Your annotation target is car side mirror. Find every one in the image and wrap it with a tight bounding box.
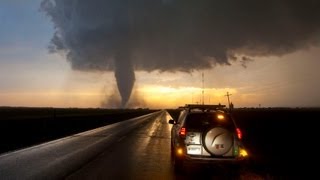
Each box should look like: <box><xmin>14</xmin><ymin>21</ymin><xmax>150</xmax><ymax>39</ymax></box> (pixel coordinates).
<box><xmin>168</xmin><ymin>119</ymin><xmax>175</xmax><ymax>124</ymax></box>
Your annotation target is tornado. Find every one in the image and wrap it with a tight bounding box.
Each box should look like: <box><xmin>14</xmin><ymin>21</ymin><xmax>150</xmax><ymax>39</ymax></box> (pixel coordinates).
<box><xmin>114</xmin><ymin>52</ymin><xmax>135</xmax><ymax>108</ymax></box>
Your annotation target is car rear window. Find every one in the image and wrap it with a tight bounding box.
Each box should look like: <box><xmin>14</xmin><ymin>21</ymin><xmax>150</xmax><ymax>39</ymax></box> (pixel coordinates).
<box><xmin>185</xmin><ymin>112</ymin><xmax>234</xmax><ymax>131</ymax></box>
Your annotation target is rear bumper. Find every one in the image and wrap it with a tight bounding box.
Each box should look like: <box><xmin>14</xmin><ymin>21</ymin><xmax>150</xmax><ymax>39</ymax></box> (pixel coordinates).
<box><xmin>182</xmin><ymin>154</ymin><xmax>246</xmax><ymax>166</ymax></box>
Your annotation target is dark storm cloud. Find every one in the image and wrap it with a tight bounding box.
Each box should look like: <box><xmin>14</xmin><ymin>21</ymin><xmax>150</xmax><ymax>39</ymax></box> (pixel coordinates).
<box><xmin>40</xmin><ymin>0</ymin><xmax>320</xmax><ymax>107</ymax></box>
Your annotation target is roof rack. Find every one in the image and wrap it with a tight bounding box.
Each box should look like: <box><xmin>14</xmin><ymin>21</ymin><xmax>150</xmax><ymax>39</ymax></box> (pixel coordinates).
<box><xmin>179</xmin><ymin>104</ymin><xmax>226</xmax><ymax>111</ymax></box>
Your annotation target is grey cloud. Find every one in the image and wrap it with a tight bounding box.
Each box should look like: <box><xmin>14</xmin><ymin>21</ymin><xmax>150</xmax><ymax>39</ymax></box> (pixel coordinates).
<box><xmin>40</xmin><ymin>0</ymin><xmax>320</xmax><ymax>107</ymax></box>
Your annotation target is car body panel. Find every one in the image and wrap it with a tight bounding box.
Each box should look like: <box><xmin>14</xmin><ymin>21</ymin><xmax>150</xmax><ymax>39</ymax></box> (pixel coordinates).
<box><xmin>169</xmin><ymin>104</ymin><xmax>248</xmax><ymax>171</ymax></box>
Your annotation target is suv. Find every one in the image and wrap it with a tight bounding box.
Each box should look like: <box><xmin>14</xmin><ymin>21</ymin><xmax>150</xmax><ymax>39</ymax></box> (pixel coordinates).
<box><xmin>168</xmin><ymin>104</ymin><xmax>248</xmax><ymax>172</ymax></box>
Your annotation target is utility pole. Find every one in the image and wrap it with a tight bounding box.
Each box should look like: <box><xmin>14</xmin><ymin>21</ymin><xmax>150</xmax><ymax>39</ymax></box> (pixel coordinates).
<box><xmin>192</xmin><ymin>92</ymin><xmax>194</xmax><ymax>104</ymax></box>
<box><xmin>225</xmin><ymin>92</ymin><xmax>232</xmax><ymax>109</ymax></box>
<box><xmin>202</xmin><ymin>72</ymin><xmax>204</xmax><ymax>105</ymax></box>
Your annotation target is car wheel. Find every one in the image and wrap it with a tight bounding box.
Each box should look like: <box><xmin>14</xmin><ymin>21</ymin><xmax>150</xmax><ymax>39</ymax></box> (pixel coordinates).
<box><xmin>173</xmin><ymin>155</ymin><xmax>184</xmax><ymax>173</ymax></box>
<box><xmin>228</xmin><ymin>164</ymin><xmax>241</xmax><ymax>178</ymax></box>
<box><xmin>171</xmin><ymin>145</ymin><xmax>184</xmax><ymax>172</ymax></box>
<box><xmin>170</xmin><ymin>143</ymin><xmax>174</xmax><ymax>161</ymax></box>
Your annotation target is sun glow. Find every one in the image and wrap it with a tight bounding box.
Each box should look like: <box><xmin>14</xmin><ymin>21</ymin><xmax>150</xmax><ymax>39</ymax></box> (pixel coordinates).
<box><xmin>138</xmin><ymin>85</ymin><xmax>238</xmax><ymax>109</ymax></box>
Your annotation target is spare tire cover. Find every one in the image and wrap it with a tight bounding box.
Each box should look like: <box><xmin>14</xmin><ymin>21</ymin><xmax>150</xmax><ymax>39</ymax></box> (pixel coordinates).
<box><xmin>203</xmin><ymin>127</ymin><xmax>233</xmax><ymax>156</ymax></box>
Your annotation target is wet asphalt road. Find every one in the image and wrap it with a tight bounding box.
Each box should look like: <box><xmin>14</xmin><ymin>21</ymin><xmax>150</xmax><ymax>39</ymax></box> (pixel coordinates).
<box><xmin>66</xmin><ymin>110</ymin><xmax>174</xmax><ymax>179</ymax></box>
<box><xmin>66</xmin><ymin>111</ymin><xmax>262</xmax><ymax>180</ymax></box>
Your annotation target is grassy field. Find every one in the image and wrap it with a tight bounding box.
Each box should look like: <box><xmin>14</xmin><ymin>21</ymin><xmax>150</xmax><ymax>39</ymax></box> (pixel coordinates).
<box><xmin>231</xmin><ymin>108</ymin><xmax>320</xmax><ymax>177</ymax></box>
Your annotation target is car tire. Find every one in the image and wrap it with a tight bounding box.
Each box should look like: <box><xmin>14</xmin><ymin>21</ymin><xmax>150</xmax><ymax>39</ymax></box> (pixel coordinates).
<box><xmin>173</xmin><ymin>156</ymin><xmax>184</xmax><ymax>173</ymax></box>
<box><xmin>228</xmin><ymin>164</ymin><xmax>241</xmax><ymax>178</ymax></box>
<box><xmin>170</xmin><ymin>142</ymin><xmax>175</xmax><ymax>161</ymax></box>
<box><xmin>171</xmin><ymin>145</ymin><xmax>184</xmax><ymax>173</ymax></box>
<box><xmin>202</xmin><ymin>127</ymin><xmax>233</xmax><ymax>156</ymax></box>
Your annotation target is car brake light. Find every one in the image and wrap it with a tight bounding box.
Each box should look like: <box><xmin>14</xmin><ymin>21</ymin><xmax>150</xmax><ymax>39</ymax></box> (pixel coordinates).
<box><xmin>236</xmin><ymin>128</ymin><xmax>242</xmax><ymax>139</ymax></box>
<box><xmin>179</xmin><ymin>127</ymin><xmax>186</xmax><ymax>138</ymax></box>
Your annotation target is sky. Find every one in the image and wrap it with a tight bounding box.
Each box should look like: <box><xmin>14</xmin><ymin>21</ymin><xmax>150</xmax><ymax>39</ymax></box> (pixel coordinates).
<box><xmin>1</xmin><ymin>0</ymin><xmax>320</xmax><ymax>109</ymax></box>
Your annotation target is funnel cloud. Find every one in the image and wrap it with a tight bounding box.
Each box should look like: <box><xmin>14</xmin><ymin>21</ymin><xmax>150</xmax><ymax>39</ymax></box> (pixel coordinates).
<box><xmin>40</xmin><ymin>0</ymin><xmax>320</xmax><ymax>107</ymax></box>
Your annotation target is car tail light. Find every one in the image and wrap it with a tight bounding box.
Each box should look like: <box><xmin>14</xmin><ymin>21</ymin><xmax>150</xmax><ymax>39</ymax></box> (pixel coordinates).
<box><xmin>236</xmin><ymin>128</ymin><xmax>242</xmax><ymax>139</ymax></box>
<box><xmin>179</xmin><ymin>127</ymin><xmax>186</xmax><ymax>138</ymax></box>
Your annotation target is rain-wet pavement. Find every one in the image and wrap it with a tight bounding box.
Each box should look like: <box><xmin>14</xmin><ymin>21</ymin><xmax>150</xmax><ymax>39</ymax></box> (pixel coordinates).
<box><xmin>66</xmin><ymin>111</ymin><xmax>263</xmax><ymax>180</ymax></box>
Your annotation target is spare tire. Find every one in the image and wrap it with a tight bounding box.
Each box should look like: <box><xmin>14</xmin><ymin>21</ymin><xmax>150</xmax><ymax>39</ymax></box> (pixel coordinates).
<box><xmin>203</xmin><ymin>127</ymin><xmax>233</xmax><ymax>156</ymax></box>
